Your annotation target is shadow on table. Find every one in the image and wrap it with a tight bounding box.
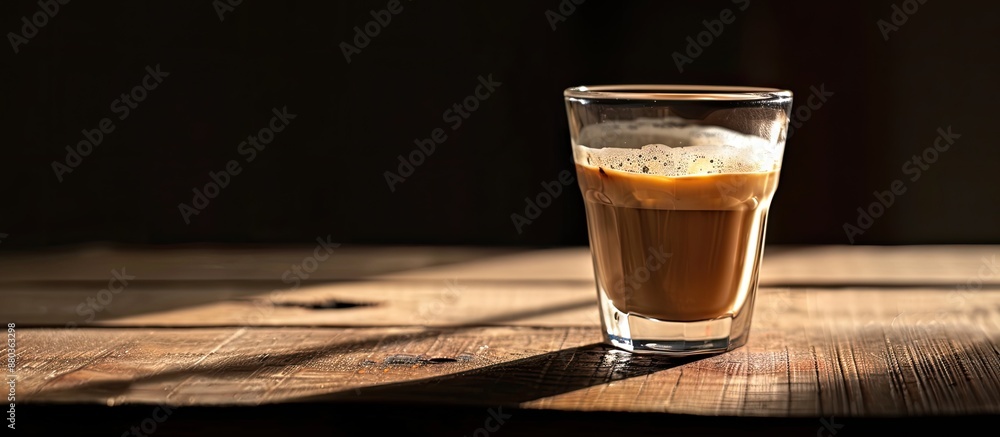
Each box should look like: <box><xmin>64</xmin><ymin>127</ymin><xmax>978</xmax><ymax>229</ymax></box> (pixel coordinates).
<box><xmin>0</xmin><ymin>246</ymin><xmax>528</xmax><ymax>325</ymax></box>
<box><xmin>30</xmin><ymin>290</ymin><xmax>609</xmax><ymax>401</ymax></box>
<box><xmin>33</xmin><ymin>338</ymin><xmax>690</xmax><ymax>406</ymax></box>
<box><xmin>295</xmin><ymin>343</ymin><xmax>695</xmax><ymax>406</ymax></box>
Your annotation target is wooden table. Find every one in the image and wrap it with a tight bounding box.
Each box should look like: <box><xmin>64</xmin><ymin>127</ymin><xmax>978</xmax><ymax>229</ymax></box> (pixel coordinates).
<box><xmin>4</xmin><ymin>245</ymin><xmax>1000</xmax><ymax>435</ymax></box>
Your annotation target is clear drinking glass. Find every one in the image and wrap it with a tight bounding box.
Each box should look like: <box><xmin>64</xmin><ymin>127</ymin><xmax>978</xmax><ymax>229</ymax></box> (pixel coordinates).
<box><xmin>564</xmin><ymin>85</ymin><xmax>793</xmax><ymax>355</ymax></box>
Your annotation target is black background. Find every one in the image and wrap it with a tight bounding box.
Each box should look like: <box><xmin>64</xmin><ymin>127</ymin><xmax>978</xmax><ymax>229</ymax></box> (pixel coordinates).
<box><xmin>1</xmin><ymin>0</ymin><xmax>998</xmax><ymax>249</ymax></box>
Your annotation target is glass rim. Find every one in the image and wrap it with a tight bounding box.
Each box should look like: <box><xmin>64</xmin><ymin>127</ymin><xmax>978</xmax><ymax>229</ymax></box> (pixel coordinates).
<box><xmin>564</xmin><ymin>84</ymin><xmax>792</xmax><ymax>101</ymax></box>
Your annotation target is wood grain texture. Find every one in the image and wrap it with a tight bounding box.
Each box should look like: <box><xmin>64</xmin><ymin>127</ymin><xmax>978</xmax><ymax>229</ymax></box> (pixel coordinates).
<box><xmin>4</xmin><ymin>283</ymin><xmax>998</xmax><ymax>330</ymax></box>
<box><xmin>4</xmin><ymin>244</ymin><xmax>998</xmax><ymax>328</ymax></box>
<box><xmin>1</xmin><ymin>244</ymin><xmax>996</xmax><ymax>284</ymax></box>
<box><xmin>0</xmin><ymin>279</ymin><xmax>600</xmax><ymax>327</ymax></box>
<box><xmin>14</xmin><ymin>288</ymin><xmax>1000</xmax><ymax>416</ymax></box>
<box><xmin>0</xmin><ymin>245</ymin><xmax>517</xmax><ymax>282</ymax></box>
<box><xmin>6</xmin><ymin>245</ymin><xmax>1000</xmax><ymax>422</ymax></box>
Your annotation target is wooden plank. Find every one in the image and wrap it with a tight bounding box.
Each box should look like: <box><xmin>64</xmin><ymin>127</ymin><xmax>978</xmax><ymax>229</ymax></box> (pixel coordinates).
<box><xmin>14</xmin><ymin>289</ymin><xmax>1000</xmax><ymax>416</ymax></box>
<box><xmin>0</xmin><ymin>245</ymin><xmax>516</xmax><ymax>281</ymax></box>
<box><xmin>4</xmin><ymin>275</ymin><xmax>999</xmax><ymax>328</ymax></box>
<box><xmin>0</xmin><ymin>245</ymin><xmax>997</xmax><ymax>285</ymax></box>
<box><xmin>0</xmin><ymin>279</ymin><xmax>601</xmax><ymax>327</ymax></box>
<box><xmin>761</xmin><ymin>245</ymin><xmax>1000</xmax><ymax>287</ymax></box>
<box><xmin>5</xmin><ymin>278</ymin><xmax>1000</xmax><ymax>328</ymax></box>
<box><xmin>377</xmin><ymin>245</ymin><xmax>1000</xmax><ymax>286</ymax></box>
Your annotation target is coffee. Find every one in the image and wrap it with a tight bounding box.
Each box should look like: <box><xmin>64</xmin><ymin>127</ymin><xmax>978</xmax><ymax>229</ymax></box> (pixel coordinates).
<box><xmin>576</xmin><ymin>163</ymin><xmax>778</xmax><ymax>321</ymax></box>
<box><xmin>564</xmin><ymin>87</ymin><xmax>792</xmax><ymax>354</ymax></box>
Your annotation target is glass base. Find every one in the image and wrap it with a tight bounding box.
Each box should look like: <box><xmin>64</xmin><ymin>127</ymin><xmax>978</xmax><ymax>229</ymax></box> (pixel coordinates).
<box><xmin>598</xmin><ymin>290</ymin><xmax>748</xmax><ymax>356</ymax></box>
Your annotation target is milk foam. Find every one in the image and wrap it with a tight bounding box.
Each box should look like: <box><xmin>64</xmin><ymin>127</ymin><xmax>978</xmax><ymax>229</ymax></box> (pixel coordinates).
<box><xmin>575</xmin><ymin>117</ymin><xmax>781</xmax><ymax>177</ymax></box>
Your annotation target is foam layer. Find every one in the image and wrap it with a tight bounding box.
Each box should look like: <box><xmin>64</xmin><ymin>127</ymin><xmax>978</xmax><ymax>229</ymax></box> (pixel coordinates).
<box><xmin>575</xmin><ymin>117</ymin><xmax>780</xmax><ymax>177</ymax></box>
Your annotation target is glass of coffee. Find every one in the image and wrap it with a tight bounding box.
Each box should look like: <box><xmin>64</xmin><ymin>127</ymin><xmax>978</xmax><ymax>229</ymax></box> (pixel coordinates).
<box><xmin>564</xmin><ymin>85</ymin><xmax>793</xmax><ymax>355</ymax></box>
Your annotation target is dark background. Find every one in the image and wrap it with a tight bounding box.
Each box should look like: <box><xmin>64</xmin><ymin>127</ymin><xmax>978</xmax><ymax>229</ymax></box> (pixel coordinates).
<box><xmin>1</xmin><ymin>0</ymin><xmax>997</xmax><ymax>249</ymax></box>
